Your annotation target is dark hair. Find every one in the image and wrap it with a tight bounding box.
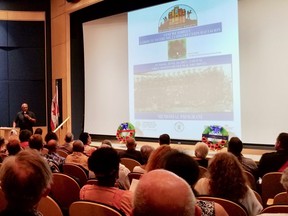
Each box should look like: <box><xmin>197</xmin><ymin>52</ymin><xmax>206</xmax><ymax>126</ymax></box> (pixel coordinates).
<box><xmin>277</xmin><ymin>133</ymin><xmax>288</xmax><ymax>150</ymax></box>
<box><xmin>79</xmin><ymin>132</ymin><xmax>90</xmax><ymax>145</ymax></box>
<box><xmin>65</xmin><ymin>132</ymin><xmax>74</xmax><ymax>143</ymax></box>
<box><xmin>6</xmin><ymin>139</ymin><xmax>21</xmax><ymax>155</ymax></box>
<box><xmin>29</xmin><ymin>134</ymin><xmax>43</xmax><ymax>151</ymax></box>
<box><xmin>19</xmin><ymin>129</ymin><xmax>32</xmax><ymax>142</ymax></box>
<box><xmin>44</xmin><ymin>132</ymin><xmax>58</xmax><ymax>143</ymax></box>
<box><xmin>88</xmin><ymin>147</ymin><xmax>120</xmax><ymax>186</ymax></box>
<box><xmin>162</xmin><ymin>151</ymin><xmax>199</xmax><ymax>187</ymax></box>
<box><xmin>34</xmin><ymin>128</ymin><xmax>43</xmax><ymax>135</ymax></box>
<box><xmin>228</xmin><ymin>137</ymin><xmax>243</xmax><ymax>156</ymax></box>
<box><xmin>159</xmin><ymin>134</ymin><xmax>170</xmax><ymax>145</ymax></box>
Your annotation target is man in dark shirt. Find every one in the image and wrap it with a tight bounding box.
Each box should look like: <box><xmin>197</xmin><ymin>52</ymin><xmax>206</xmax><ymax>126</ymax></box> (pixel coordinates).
<box><xmin>258</xmin><ymin>132</ymin><xmax>288</xmax><ymax>177</ymax></box>
<box><xmin>13</xmin><ymin>103</ymin><xmax>36</xmax><ymax>134</ymax></box>
<box><xmin>119</xmin><ymin>137</ymin><xmax>143</xmax><ymax>164</ymax></box>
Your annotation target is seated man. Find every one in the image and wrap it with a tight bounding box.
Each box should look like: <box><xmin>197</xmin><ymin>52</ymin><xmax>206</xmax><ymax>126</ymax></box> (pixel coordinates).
<box><xmin>19</xmin><ymin>129</ymin><xmax>32</xmax><ymax>149</ymax></box>
<box><xmin>228</xmin><ymin>137</ymin><xmax>258</xmax><ymax>178</ymax></box>
<box><xmin>119</xmin><ymin>137</ymin><xmax>143</xmax><ymax>164</ymax></box>
<box><xmin>6</xmin><ymin>137</ymin><xmax>21</xmax><ymax>156</ymax></box>
<box><xmin>159</xmin><ymin>133</ymin><xmax>171</xmax><ymax>145</ymax></box>
<box><xmin>194</xmin><ymin>142</ymin><xmax>209</xmax><ymax>168</ymax></box>
<box><xmin>80</xmin><ymin>147</ymin><xmax>133</xmax><ymax>216</ymax></box>
<box><xmin>65</xmin><ymin>140</ymin><xmax>89</xmax><ymax>171</ymax></box>
<box><xmin>45</xmin><ymin>139</ymin><xmax>65</xmax><ymax>170</ymax></box>
<box><xmin>258</xmin><ymin>132</ymin><xmax>288</xmax><ymax>177</ymax></box>
<box><xmin>133</xmin><ymin>169</ymin><xmax>201</xmax><ymax>216</ymax></box>
<box><xmin>29</xmin><ymin>134</ymin><xmax>59</xmax><ymax>173</ymax></box>
<box><xmin>0</xmin><ymin>149</ymin><xmax>53</xmax><ymax>216</ymax></box>
<box><xmin>59</xmin><ymin>132</ymin><xmax>74</xmax><ymax>154</ymax></box>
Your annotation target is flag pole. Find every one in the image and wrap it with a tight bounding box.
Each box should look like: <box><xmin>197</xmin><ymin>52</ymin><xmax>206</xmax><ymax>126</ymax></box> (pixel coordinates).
<box><xmin>53</xmin><ymin>116</ymin><xmax>70</xmax><ymax>133</ymax></box>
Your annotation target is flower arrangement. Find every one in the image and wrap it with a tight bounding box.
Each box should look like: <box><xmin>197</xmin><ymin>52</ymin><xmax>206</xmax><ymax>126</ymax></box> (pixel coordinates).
<box><xmin>202</xmin><ymin>125</ymin><xmax>229</xmax><ymax>151</ymax></box>
<box><xmin>116</xmin><ymin>122</ymin><xmax>136</xmax><ymax>143</ymax></box>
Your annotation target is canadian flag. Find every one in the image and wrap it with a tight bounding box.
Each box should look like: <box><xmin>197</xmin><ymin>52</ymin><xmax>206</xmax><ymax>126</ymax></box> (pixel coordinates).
<box><xmin>50</xmin><ymin>85</ymin><xmax>59</xmax><ymax>131</ymax></box>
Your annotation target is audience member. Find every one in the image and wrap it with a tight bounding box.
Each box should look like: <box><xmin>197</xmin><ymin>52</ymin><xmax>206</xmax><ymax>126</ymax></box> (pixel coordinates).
<box><xmin>195</xmin><ymin>152</ymin><xmax>263</xmax><ymax>215</ymax></box>
<box><xmin>65</xmin><ymin>140</ymin><xmax>89</xmax><ymax>171</ymax></box>
<box><xmin>95</xmin><ymin>143</ymin><xmax>131</xmax><ymax>190</ymax></box>
<box><xmin>0</xmin><ymin>149</ymin><xmax>52</xmax><ymax>215</ymax></box>
<box><xmin>6</xmin><ymin>138</ymin><xmax>21</xmax><ymax>156</ymax></box>
<box><xmin>0</xmin><ymin>136</ymin><xmax>7</xmax><ymax>162</ymax></box>
<box><xmin>45</xmin><ymin>139</ymin><xmax>65</xmax><ymax>170</ymax></box>
<box><xmin>59</xmin><ymin>132</ymin><xmax>74</xmax><ymax>154</ymax></box>
<box><xmin>101</xmin><ymin>139</ymin><xmax>112</xmax><ymax>148</ymax></box>
<box><xmin>29</xmin><ymin>134</ymin><xmax>59</xmax><ymax>172</ymax></box>
<box><xmin>258</xmin><ymin>132</ymin><xmax>288</xmax><ymax>177</ymax></box>
<box><xmin>19</xmin><ymin>129</ymin><xmax>32</xmax><ymax>149</ymax></box>
<box><xmin>133</xmin><ymin>145</ymin><xmax>154</xmax><ymax>173</ymax></box>
<box><xmin>44</xmin><ymin>131</ymin><xmax>59</xmax><ymax>144</ymax></box>
<box><xmin>119</xmin><ymin>137</ymin><xmax>143</xmax><ymax>164</ymax></box>
<box><xmin>34</xmin><ymin>128</ymin><xmax>43</xmax><ymax>135</ymax></box>
<box><xmin>161</xmin><ymin>151</ymin><xmax>228</xmax><ymax>216</ymax></box>
<box><xmin>159</xmin><ymin>133</ymin><xmax>171</xmax><ymax>145</ymax></box>
<box><xmin>281</xmin><ymin>168</ymin><xmax>288</xmax><ymax>192</ymax></box>
<box><xmin>228</xmin><ymin>137</ymin><xmax>258</xmax><ymax>178</ymax></box>
<box><xmin>28</xmin><ymin>134</ymin><xmax>44</xmax><ymax>151</ymax></box>
<box><xmin>79</xmin><ymin>132</ymin><xmax>96</xmax><ymax>156</ymax></box>
<box><xmin>145</xmin><ymin>145</ymin><xmax>176</xmax><ymax>172</ymax></box>
<box><xmin>80</xmin><ymin>147</ymin><xmax>133</xmax><ymax>216</ymax></box>
<box><xmin>133</xmin><ymin>169</ymin><xmax>200</xmax><ymax>216</ymax></box>
<box><xmin>194</xmin><ymin>142</ymin><xmax>209</xmax><ymax>168</ymax></box>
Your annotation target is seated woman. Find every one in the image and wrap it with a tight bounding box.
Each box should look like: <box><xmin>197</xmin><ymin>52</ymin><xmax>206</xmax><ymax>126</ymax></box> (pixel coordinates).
<box><xmin>194</xmin><ymin>142</ymin><xmax>209</xmax><ymax>168</ymax></box>
<box><xmin>80</xmin><ymin>147</ymin><xmax>133</xmax><ymax>216</ymax></box>
<box><xmin>161</xmin><ymin>150</ymin><xmax>228</xmax><ymax>216</ymax></box>
<box><xmin>195</xmin><ymin>152</ymin><xmax>263</xmax><ymax>216</ymax></box>
<box><xmin>133</xmin><ymin>145</ymin><xmax>155</xmax><ymax>173</ymax></box>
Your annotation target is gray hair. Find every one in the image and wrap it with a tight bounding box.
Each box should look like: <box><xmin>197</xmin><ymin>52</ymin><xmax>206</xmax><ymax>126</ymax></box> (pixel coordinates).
<box><xmin>281</xmin><ymin>168</ymin><xmax>288</xmax><ymax>191</ymax></box>
<box><xmin>0</xmin><ymin>149</ymin><xmax>52</xmax><ymax>209</ymax></box>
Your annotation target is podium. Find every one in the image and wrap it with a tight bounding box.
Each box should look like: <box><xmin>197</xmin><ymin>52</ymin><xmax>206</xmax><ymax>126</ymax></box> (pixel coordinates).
<box><xmin>0</xmin><ymin>127</ymin><xmax>18</xmax><ymax>140</ymax></box>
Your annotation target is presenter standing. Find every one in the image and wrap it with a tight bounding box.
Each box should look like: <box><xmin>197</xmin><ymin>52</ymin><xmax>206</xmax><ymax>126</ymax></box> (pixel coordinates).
<box><xmin>13</xmin><ymin>103</ymin><xmax>36</xmax><ymax>133</ymax></box>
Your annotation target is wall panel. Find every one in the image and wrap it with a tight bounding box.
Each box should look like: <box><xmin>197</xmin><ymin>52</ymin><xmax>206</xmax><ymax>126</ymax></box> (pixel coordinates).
<box><xmin>0</xmin><ymin>82</ymin><xmax>9</xmax><ymax>126</ymax></box>
<box><xmin>8</xmin><ymin>21</ymin><xmax>44</xmax><ymax>47</ymax></box>
<box><xmin>0</xmin><ymin>21</ymin><xmax>7</xmax><ymax>46</ymax></box>
<box><xmin>8</xmin><ymin>48</ymin><xmax>45</xmax><ymax>80</ymax></box>
<box><xmin>0</xmin><ymin>50</ymin><xmax>7</xmax><ymax>80</ymax></box>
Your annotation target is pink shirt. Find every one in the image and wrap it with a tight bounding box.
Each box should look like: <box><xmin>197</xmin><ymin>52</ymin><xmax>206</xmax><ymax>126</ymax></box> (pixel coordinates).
<box><xmin>80</xmin><ymin>184</ymin><xmax>133</xmax><ymax>216</ymax></box>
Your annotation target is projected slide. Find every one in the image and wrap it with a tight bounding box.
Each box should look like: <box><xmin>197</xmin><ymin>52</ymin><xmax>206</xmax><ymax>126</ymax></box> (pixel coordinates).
<box><xmin>128</xmin><ymin>0</ymin><xmax>240</xmax><ymax>139</ymax></box>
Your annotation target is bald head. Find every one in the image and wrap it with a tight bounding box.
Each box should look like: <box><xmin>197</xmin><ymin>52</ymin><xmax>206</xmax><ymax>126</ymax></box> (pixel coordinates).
<box><xmin>133</xmin><ymin>169</ymin><xmax>196</xmax><ymax>216</ymax></box>
<box><xmin>46</xmin><ymin>139</ymin><xmax>58</xmax><ymax>153</ymax></box>
<box><xmin>73</xmin><ymin>140</ymin><xmax>84</xmax><ymax>152</ymax></box>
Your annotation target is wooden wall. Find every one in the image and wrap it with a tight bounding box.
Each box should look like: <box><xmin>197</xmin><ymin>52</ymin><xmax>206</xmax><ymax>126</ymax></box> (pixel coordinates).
<box><xmin>50</xmin><ymin>0</ymin><xmax>102</xmax><ymax>141</ymax></box>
